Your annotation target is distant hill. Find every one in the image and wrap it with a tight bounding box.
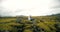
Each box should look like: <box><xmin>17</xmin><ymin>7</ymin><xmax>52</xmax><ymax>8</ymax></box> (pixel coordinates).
<box><xmin>51</xmin><ymin>13</ymin><xmax>60</xmax><ymax>21</ymax></box>
<box><xmin>51</xmin><ymin>13</ymin><xmax>60</xmax><ymax>16</ymax></box>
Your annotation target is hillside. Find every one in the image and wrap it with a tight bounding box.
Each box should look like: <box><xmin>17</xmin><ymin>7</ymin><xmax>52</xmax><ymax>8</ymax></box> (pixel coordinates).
<box><xmin>0</xmin><ymin>14</ymin><xmax>60</xmax><ymax>32</ymax></box>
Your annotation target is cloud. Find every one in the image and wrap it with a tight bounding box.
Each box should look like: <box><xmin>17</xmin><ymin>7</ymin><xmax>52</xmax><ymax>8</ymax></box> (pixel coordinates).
<box><xmin>15</xmin><ymin>9</ymin><xmax>25</xmax><ymax>13</ymax></box>
<box><xmin>0</xmin><ymin>7</ymin><xmax>12</xmax><ymax>16</ymax></box>
<box><xmin>0</xmin><ymin>0</ymin><xmax>60</xmax><ymax>16</ymax></box>
<box><xmin>51</xmin><ymin>0</ymin><xmax>60</xmax><ymax>8</ymax></box>
<box><xmin>49</xmin><ymin>0</ymin><xmax>60</xmax><ymax>14</ymax></box>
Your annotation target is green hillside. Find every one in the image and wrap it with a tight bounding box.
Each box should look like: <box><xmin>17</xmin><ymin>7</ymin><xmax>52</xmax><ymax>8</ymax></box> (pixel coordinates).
<box><xmin>0</xmin><ymin>14</ymin><xmax>60</xmax><ymax>32</ymax></box>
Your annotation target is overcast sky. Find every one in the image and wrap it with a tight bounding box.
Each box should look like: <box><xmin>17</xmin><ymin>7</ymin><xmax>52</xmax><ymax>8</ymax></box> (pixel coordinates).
<box><xmin>0</xmin><ymin>0</ymin><xmax>60</xmax><ymax>16</ymax></box>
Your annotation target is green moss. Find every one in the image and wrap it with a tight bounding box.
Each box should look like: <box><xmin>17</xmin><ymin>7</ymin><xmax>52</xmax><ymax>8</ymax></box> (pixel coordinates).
<box><xmin>0</xmin><ymin>16</ymin><xmax>60</xmax><ymax>32</ymax></box>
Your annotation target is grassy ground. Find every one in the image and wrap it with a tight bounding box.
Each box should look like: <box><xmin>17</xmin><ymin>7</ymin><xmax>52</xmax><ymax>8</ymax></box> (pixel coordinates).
<box><xmin>0</xmin><ymin>16</ymin><xmax>60</xmax><ymax>32</ymax></box>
